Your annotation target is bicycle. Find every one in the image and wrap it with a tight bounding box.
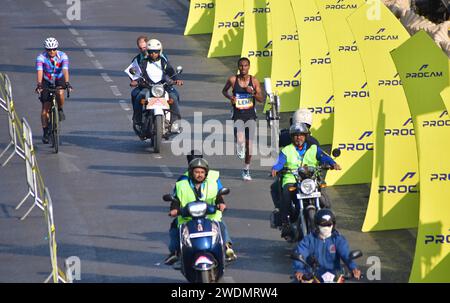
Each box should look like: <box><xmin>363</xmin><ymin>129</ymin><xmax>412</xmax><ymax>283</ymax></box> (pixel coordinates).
<box><xmin>42</xmin><ymin>85</ymin><xmax>69</xmax><ymax>153</ymax></box>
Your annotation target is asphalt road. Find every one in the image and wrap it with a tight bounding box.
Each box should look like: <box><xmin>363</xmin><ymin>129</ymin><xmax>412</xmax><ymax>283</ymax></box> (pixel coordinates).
<box><xmin>0</xmin><ymin>0</ymin><xmax>416</xmax><ymax>282</ymax></box>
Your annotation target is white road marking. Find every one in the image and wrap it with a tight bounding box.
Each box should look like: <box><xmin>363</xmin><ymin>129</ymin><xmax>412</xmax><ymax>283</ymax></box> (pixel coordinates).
<box><xmin>52</xmin><ymin>8</ymin><xmax>62</xmax><ymax>16</ymax></box>
<box><xmin>68</xmin><ymin>28</ymin><xmax>79</xmax><ymax>36</ymax></box>
<box><xmin>91</xmin><ymin>59</ymin><xmax>104</xmax><ymax>69</ymax></box>
<box><xmin>119</xmin><ymin>100</ymin><xmax>131</xmax><ymax>111</ymax></box>
<box><xmin>43</xmin><ymin>1</ymin><xmax>53</xmax><ymax>8</ymax></box>
<box><xmin>83</xmin><ymin>49</ymin><xmax>95</xmax><ymax>58</ymax></box>
<box><xmin>76</xmin><ymin>37</ymin><xmax>87</xmax><ymax>47</ymax></box>
<box><xmin>159</xmin><ymin>165</ymin><xmax>174</xmax><ymax>177</ymax></box>
<box><xmin>110</xmin><ymin>86</ymin><xmax>122</xmax><ymax>96</ymax></box>
<box><xmin>61</xmin><ymin>18</ymin><xmax>71</xmax><ymax>26</ymax></box>
<box><xmin>100</xmin><ymin>73</ymin><xmax>113</xmax><ymax>82</ymax></box>
<box><xmin>58</xmin><ymin>152</ymin><xmax>81</xmax><ymax>173</ymax></box>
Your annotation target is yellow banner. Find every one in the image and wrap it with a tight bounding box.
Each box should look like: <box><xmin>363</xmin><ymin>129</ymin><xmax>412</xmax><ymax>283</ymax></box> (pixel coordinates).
<box><xmin>207</xmin><ymin>0</ymin><xmax>244</xmax><ymax>58</ymax></box>
<box><xmin>264</xmin><ymin>0</ymin><xmax>300</xmax><ymax>113</ymax></box>
<box><xmin>347</xmin><ymin>2</ymin><xmax>419</xmax><ymax>232</ymax></box>
<box><xmin>441</xmin><ymin>86</ymin><xmax>450</xmax><ymax>113</ymax></box>
<box><xmin>241</xmin><ymin>0</ymin><xmax>272</xmax><ymax>81</ymax></box>
<box><xmin>392</xmin><ymin>30</ymin><xmax>450</xmax><ymax>283</ymax></box>
<box><xmin>184</xmin><ymin>0</ymin><xmax>215</xmax><ymax>35</ymax></box>
<box><xmin>291</xmin><ymin>0</ymin><xmax>334</xmax><ymax>144</ymax></box>
<box><xmin>316</xmin><ymin>0</ymin><xmax>373</xmax><ymax>186</ymax></box>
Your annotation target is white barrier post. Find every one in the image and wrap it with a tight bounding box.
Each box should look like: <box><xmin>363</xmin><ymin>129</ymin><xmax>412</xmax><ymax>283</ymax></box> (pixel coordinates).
<box><xmin>43</xmin><ymin>187</ymin><xmax>67</xmax><ymax>283</ymax></box>
<box><xmin>15</xmin><ymin>118</ymin><xmax>44</xmax><ymax>220</ymax></box>
<box><xmin>0</xmin><ymin>76</ymin><xmax>25</xmax><ymax>166</ymax></box>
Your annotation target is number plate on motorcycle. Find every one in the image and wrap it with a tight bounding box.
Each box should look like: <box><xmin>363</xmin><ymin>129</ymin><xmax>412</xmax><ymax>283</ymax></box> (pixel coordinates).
<box><xmin>297</xmin><ymin>192</ymin><xmax>321</xmax><ymax>199</ymax></box>
<box><xmin>147</xmin><ymin>97</ymin><xmax>169</xmax><ymax>110</ymax></box>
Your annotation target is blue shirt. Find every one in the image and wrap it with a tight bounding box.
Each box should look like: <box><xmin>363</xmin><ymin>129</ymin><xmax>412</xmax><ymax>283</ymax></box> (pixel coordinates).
<box><xmin>293</xmin><ymin>231</ymin><xmax>358</xmax><ymax>277</ymax></box>
<box><xmin>272</xmin><ymin>142</ymin><xmax>336</xmax><ymax>171</ymax></box>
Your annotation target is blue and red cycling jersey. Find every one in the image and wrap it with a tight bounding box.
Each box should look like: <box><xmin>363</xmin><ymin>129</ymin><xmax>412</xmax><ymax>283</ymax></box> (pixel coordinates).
<box><xmin>36</xmin><ymin>51</ymin><xmax>69</xmax><ymax>83</ymax></box>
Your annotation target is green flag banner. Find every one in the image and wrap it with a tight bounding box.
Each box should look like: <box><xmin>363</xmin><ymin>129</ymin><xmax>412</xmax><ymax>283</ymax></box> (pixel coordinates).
<box><xmin>316</xmin><ymin>0</ymin><xmax>373</xmax><ymax>186</ymax></box>
<box><xmin>184</xmin><ymin>0</ymin><xmax>215</xmax><ymax>35</ymax></box>
<box><xmin>291</xmin><ymin>0</ymin><xmax>334</xmax><ymax>144</ymax></box>
<box><xmin>348</xmin><ymin>2</ymin><xmax>419</xmax><ymax>232</ymax></box>
<box><xmin>392</xmin><ymin>30</ymin><xmax>450</xmax><ymax>283</ymax></box>
<box><xmin>207</xmin><ymin>0</ymin><xmax>244</xmax><ymax>58</ymax></box>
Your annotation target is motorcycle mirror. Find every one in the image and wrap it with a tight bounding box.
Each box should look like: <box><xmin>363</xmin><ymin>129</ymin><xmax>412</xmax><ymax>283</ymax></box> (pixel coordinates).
<box><xmin>162</xmin><ymin>194</ymin><xmax>174</xmax><ymax>202</ymax></box>
<box><xmin>129</xmin><ymin>67</ymin><xmax>137</xmax><ymax>75</ymax></box>
<box><xmin>332</xmin><ymin>148</ymin><xmax>341</xmax><ymax>158</ymax></box>
<box><xmin>217</xmin><ymin>187</ymin><xmax>230</xmax><ymax>196</ymax></box>
<box><xmin>176</xmin><ymin>66</ymin><xmax>183</xmax><ymax>74</ymax></box>
<box><xmin>349</xmin><ymin>250</ymin><xmax>363</xmax><ymax>260</ymax></box>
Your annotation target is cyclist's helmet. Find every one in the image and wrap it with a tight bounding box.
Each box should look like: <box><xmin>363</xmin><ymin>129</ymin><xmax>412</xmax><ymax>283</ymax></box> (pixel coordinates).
<box><xmin>44</xmin><ymin>37</ymin><xmax>59</xmax><ymax>49</ymax></box>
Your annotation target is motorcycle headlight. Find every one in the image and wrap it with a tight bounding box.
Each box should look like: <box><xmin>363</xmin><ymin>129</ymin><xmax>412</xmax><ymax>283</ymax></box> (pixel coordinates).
<box><xmin>300</xmin><ymin>179</ymin><xmax>316</xmax><ymax>195</ymax></box>
<box><xmin>211</xmin><ymin>222</ymin><xmax>220</xmax><ymax>244</ymax></box>
<box><xmin>188</xmin><ymin>202</ymin><xmax>207</xmax><ymax>218</ymax></box>
<box><xmin>151</xmin><ymin>84</ymin><xmax>165</xmax><ymax>98</ymax></box>
<box><xmin>182</xmin><ymin>225</ymin><xmax>192</xmax><ymax>247</ymax></box>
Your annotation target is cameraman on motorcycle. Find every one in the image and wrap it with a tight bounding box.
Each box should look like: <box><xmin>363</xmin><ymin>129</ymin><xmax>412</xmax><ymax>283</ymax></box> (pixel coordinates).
<box><xmin>165</xmin><ymin>157</ymin><xmax>237</xmax><ymax>265</ymax></box>
<box><xmin>134</xmin><ymin>39</ymin><xmax>183</xmax><ymax>135</ymax></box>
<box><xmin>271</xmin><ymin>123</ymin><xmax>341</xmax><ymax>238</ymax></box>
<box><xmin>293</xmin><ymin>209</ymin><xmax>362</xmax><ymax>282</ymax></box>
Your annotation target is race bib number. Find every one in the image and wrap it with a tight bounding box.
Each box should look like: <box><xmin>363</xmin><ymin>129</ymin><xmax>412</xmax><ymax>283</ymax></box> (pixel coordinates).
<box><xmin>235</xmin><ymin>93</ymin><xmax>254</xmax><ymax>110</ymax></box>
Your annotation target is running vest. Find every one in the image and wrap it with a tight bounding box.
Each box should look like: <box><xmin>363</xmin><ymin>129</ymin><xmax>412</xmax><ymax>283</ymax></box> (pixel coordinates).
<box><xmin>232</xmin><ymin>75</ymin><xmax>257</xmax><ymax>121</ymax></box>
<box><xmin>281</xmin><ymin>143</ymin><xmax>319</xmax><ymax>186</ymax></box>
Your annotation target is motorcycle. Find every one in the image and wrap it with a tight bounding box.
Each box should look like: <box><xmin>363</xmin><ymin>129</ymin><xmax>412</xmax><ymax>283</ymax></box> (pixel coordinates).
<box><xmin>271</xmin><ymin>149</ymin><xmax>341</xmax><ymax>242</ymax></box>
<box><xmin>162</xmin><ymin>188</ymin><xmax>230</xmax><ymax>283</ymax></box>
<box><xmin>290</xmin><ymin>250</ymin><xmax>363</xmax><ymax>283</ymax></box>
<box><xmin>129</xmin><ymin>66</ymin><xmax>182</xmax><ymax>153</ymax></box>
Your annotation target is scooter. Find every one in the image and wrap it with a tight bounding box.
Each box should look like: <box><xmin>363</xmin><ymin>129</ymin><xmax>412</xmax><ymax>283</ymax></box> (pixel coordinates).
<box><xmin>162</xmin><ymin>188</ymin><xmax>230</xmax><ymax>283</ymax></box>
<box><xmin>129</xmin><ymin>66</ymin><xmax>182</xmax><ymax>153</ymax></box>
<box><xmin>291</xmin><ymin>249</ymin><xmax>363</xmax><ymax>283</ymax></box>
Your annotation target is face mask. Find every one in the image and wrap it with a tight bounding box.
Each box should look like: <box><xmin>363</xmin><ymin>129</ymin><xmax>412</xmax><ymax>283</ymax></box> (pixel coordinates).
<box><xmin>319</xmin><ymin>225</ymin><xmax>333</xmax><ymax>239</ymax></box>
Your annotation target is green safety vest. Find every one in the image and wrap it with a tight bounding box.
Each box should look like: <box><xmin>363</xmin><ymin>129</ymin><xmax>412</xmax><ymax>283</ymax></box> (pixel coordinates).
<box><xmin>175</xmin><ymin>172</ymin><xmax>221</xmax><ymax>226</ymax></box>
<box><xmin>281</xmin><ymin>143</ymin><xmax>319</xmax><ymax>187</ymax></box>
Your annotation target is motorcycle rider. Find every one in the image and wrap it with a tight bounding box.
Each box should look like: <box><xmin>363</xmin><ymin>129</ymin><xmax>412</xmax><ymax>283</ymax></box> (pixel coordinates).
<box><xmin>165</xmin><ymin>158</ymin><xmax>237</xmax><ymax>265</ymax></box>
<box><xmin>129</xmin><ymin>35</ymin><xmax>169</xmax><ymax>134</ymax></box>
<box><xmin>271</xmin><ymin>123</ymin><xmax>341</xmax><ymax>238</ymax></box>
<box><xmin>293</xmin><ymin>209</ymin><xmax>362</xmax><ymax>282</ymax></box>
<box><xmin>134</xmin><ymin>39</ymin><xmax>182</xmax><ymax>136</ymax></box>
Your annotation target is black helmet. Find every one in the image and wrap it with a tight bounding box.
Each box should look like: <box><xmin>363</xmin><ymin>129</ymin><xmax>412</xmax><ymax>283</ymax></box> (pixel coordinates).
<box><xmin>314</xmin><ymin>209</ymin><xmax>336</xmax><ymax>227</ymax></box>
<box><xmin>289</xmin><ymin>122</ymin><xmax>310</xmax><ymax>137</ymax></box>
<box><xmin>186</xmin><ymin>150</ymin><xmax>203</xmax><ymax>165</ymax></box>
<box><xmin>188</xmin><ymin>158</ymin><xmax>209</xmax><ymax>179</ymax></box>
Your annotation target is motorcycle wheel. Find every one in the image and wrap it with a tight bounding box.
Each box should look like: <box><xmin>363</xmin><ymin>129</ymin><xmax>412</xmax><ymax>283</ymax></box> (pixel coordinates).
<box><xmin>153</xmin><ymin>115</ymin><xmax>163</xmax><ymax>153</ymax></box>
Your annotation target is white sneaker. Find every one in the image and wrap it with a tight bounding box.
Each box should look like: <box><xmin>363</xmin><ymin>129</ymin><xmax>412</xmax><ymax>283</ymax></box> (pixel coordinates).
<box><xmin>242</xmin><ymin>169</ymin><xmax>252</xmax><ymax>181</ymax></box>
<box><xmin>236</xmin><ymin>143</ymin><xmax>245</xmax><ymax>160</ymax></box>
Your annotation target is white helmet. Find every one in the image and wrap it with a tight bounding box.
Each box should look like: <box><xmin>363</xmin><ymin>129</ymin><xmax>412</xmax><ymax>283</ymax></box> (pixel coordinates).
<box><xmin>147</xmin><ymin>39</ymin><xmax>162</xmax><ymax>51</ymax></box>
<box><xmin>292</xmin><ymin>108</ymin><xmax>313</xmax><ymax>127</ymax></box>
<box><xmin>44</xmin><ymin>37</ymin><xmax>59</xmax><ymax>49</ymax></box>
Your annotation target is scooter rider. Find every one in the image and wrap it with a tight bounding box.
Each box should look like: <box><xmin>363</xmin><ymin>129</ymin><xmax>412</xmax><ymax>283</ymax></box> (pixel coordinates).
<box><xmin>165</xmin><ymin>158</ymin><xmax>237</xmax><ymax>265</ymax></box>
<box><xmin>271</xmin><ymin>123</ymin><xmax>341</xmax><ymax>238</ymax></box>
<box><xmin>134</xmin><ymin>39</ymin><xmax>183</xmax><ymax>134</ymax></box>
<box><xmin>293</xmin><ymin>209</ymin><xmax>362</xmax><ymax>282</ymax></box>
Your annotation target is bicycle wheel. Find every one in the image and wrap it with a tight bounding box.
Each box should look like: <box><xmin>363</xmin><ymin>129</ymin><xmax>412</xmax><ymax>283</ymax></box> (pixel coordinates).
<box><xmin>51</xmin><ymin>104</ymin><xmax>59</xmax><ymax>153</ymax></box>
